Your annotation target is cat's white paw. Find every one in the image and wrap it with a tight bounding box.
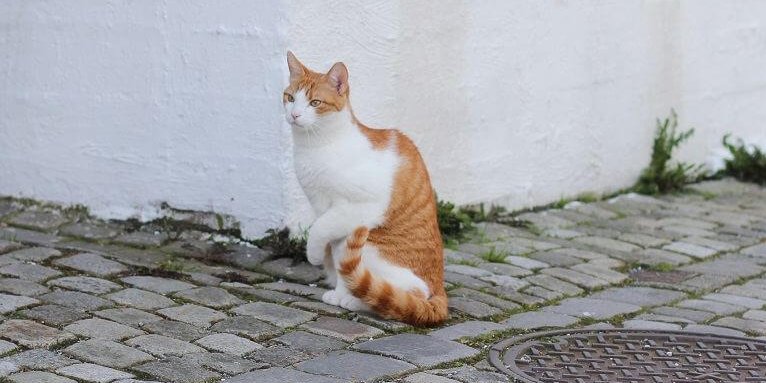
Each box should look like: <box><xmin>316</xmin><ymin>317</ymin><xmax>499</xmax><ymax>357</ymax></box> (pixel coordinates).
<box><xmin>338</xmin><ymin>294</ymin><xmax>367</xmax><ymax>311</ymax></box>
<box><xmin>305</xmin><ymin>235</ymin><xmax>325</xmax><ymax>266</ymax></box>
<box><xmin>322</xmin><ymin>289</ymin><xmax>342</xmax><ymax>306</ymax></box>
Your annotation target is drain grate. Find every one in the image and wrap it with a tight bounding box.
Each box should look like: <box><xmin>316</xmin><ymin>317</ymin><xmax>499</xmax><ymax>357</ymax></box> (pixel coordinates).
<box><xmin>489</xmin><ymin>328</ymin><xmax>766</xmax><ymax>383</ymax></box>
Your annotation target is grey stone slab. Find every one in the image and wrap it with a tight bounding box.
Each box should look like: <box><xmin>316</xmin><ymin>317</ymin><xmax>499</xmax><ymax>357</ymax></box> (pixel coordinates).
<box><xmin>0</xmin><ymin>293</ymin><xmax>39</xmax><ymax>314</ymax></box>
<box><xmin>21</xmin><ymin>304</ymin><xmax>90</xmax><ymax>327</ymax></box>
<box><xmin>0</xmin><ymin>362</ymin><xmax>18</xmax><ymax>378</ymax></box>
<box><xmin>742</xmin><ymin>243</ymin><xmax>766</xmax><ymax>257</ymax></box>
<box><xmin>39</xmin><ymin>291</ymin><xmax>113</xmax><ymax>311</ymax></box>
<box><xmin>475</xmin><ymin>262</ymin><xmax>531</xmax><ymax>277</ymax></box>
<box><xmin>631</xmin><ymin>249</ymin><xmax>692</xmax><ymax>266</ymax></box>
<box><xmin>1</xmin><ymin>349</ymin><xmax>78</xmax><ymax>371</ymax></box>
<box><xmin>683</xmin><ymin>324</ymin><xmax>746</xmax><ymax>337</ymax></box>
<box><xmin>540</xmin><ymin>267</ymin><xmax>609</xmax><ymax>289</ymax></box>
<box><xmin>106</xmin><ymin>288</ymin><xmax>176</xmax><ymax>310</ymax></box>
<box><xmin>174</xmin><ymin>286</ymin><xmax>243</xmax><ymax>309</ymax></box>
<box><xmin>448</xmin><ymin>297</ymin><xmax>502</xmax><ymax>319</ymax></box>
<box><xmin>443</xmin><ymin>272</ymin><xmax>492</xmax><ymax>289</ymax></box>
<box><xmin>47</xmin><ymin>276</ymin><xmax>121</xmax><ymax>295</ymax></box>
<box><xmin>53</xmin><ymin>253</ymin><xmax>128</xmax><ymax>277</ymax></box>
<box><xmin>274</xmin><ymin>330</ymin><xmax>348</xmax><ymax>355</ymax></box>
<box><xmin>355</xmin><ymin>312</ymin><xmax>411</xmax><ymax>332</ymax></box>
<box><xmin>543</xmin><ymin>298</ymin><xmax>641</xmax><ymax>320</ymax></box>
<box><xmin>56</xmin><ymin>363</ymin><xmax>133</xmax><ymax>382</ymax></box>
<box><xmin>64</xmin><ymin>339</ymin><xmax>154</xmax><ymax>369</ymax></box>
<box><xmin>721</xmin><ymin>283</ymin><xmax>766</xmax><ymax>300</ymax></box>
<box><xmin>231</xmin><ymin>286</ymin><xmax>309</xmax><ymax>304</ymax></box>
<box><xmin>64</xmin><ymin>318</ymin><xmax>145</xmax><ymax>340</ymax></box>
<box><xmin>301</xmin><ymin>316</ymin><xmax>383</xmax><ymax>342</ymax></box>
<box><xmin>132</xmin><ymin>357</ymin><xmax>220</xmax><ymax>383</ymax></box>
<box><xmin>291</xmin><ymin>301</ymin><xmax>349</xmax><ymax>316</ymax></box>
<box><xmin>183</xmin><ymin>352</ymin><xmax>266</xmax><ymax>375</ymax></box>
<box><xmin>479</xmin><ymin>274</ymin><xmax>528</xmax><ymax>289</ymax></box>
<box><xmin>0</xmin><ymin>263</ymin><xmax>61</xmax><ymax>282</ymax></box>
<box><xmin>260</xmin><ymin>258</ymin><xmax>324</xmax><ymax>284</ymax></box>
<box><xmin>0</xmin><ymin>339</ymin><xmax>17</xmax><ymax>356</ymax></box>
<box><xmin>0</xmin><ymin>278</ymin><xmax>50</xmax><ymax>296</ymax></box>
<box><xmin>503</xmin><ymin>256</ymin><xmax>549</xmax><ymax>270</ymax></box>
<box><xmin>0</xmin><ymin>319</ymin><xmax>76</xmax><ymax>348</ymax></box>
<box><xmin>257</xmin><ymin>281</ymin><xmax>328</xmax><ymax>300</ymax></box>
<box><xmin>140</xmin><ymin>319</ymin><xmax>209</xmax><ymax>342</ymax></box>
<box><xmin>353</xmin><ymin>333</ymin><xmax>479</xmax><ymax>368</ymax></box>
<box><xmin>4</xmin><ymin>247</ymin><xmax>61</xmax><ymax>262</ymax></box>
<box><xmin>228</xmin><ymin>367</ymin><xmax>347</xmax><ymax>383</ymax></box>
<box><xmin>0</xmin><ymin>227</ymin><xmax>61</xmax><ymax>248</ymax></box>
<box><xmin>702</xmin><ymin>293</ymin><xmax>766</xmax><ymax>309</ymax></box>
<box><xmin>569</xmin><ymin>263</ymin><xmax>628</xmax><ymax>284</ymax></box>
<box><xmin>574</xmin><ymin>236</ymin><xmax>640</xmax><ymax>253</ymax></box>
<box><xmin>445</xmin><ymin>264</ymin><xmax>492</xmax><ymax>278</ymax></box>
<box><xmin>744</xmin><ymin>309</ymin><xmax>766</xmax><ymax>322</ymax></box>
<box><xmin>125</xmin><ymin>334</ymin><xmax>205</xmax><ymax>357</ymax></box>
<box><xmin>297</xmin><ymin>350</ymin><xmax>415</xmax><ymax>382</ymax></box>
<box><xmin>527</xmin><ymin>250</ymin><xmax>581</xmax><ymax>267</ymax></box>
<box><xmin>113</xmin><ymin>231</ymin><xmax>168</xmax><ymax>248</ymax></box>
<box><xmin>617</xmin><ymin>233</ymin><xmax>670</xmax><ymax>248</ymax></box>
<box><xmin>7</xmin><ymin>371</ymin><xmax>76</xmax><ymax>383</ymax></box>
<box><xmin>195</xmin><ymin>333</ymin><xmax>262</xmax><ymax>355</ymax></box>
<box><xmin>157</xmin><ymin>304</ymin><xmax>226</xmax><ymax>328</ymax></box>
<box><xmin>59</xmin><ymin>222</ymin><xmax>121</xmax><ymax>240</ymax></box>
<box><xmin>501</xmin><ymin>311</ymin><xmax>579</xmax><ymax>330</ymax></box>
<box><xmin>524</xmin><ymin>285</ymin><xmax>565</xmax><ymax>301</ymax></box>
<box><xmin>249</xmin><ymin>345</ymin><xmax>313</xmax><ymax>367</ymax></box>
<box><xmin>232</xmin><ymin>302</ymin><xmax>316</xmax><ymax>328</ymax></box>
<box><xmin>622</xmin><ymin>319</ymin><xmax>682</xmax><ymax>330</ymax></box>
<box><xmin>682</xmin><ymin>236</ymin><xmax>739</xmax><ymax>252</ymax></box>
<box><xmin>0</xmin><ymin>239</ymin><xmax>22</xmax><ymax>254</ymax></box>
<box><xmin>209</xmin><ymin>315</ymin><xmax>280</xmax><ymax>341</ymax></box>
<box><xmin>588</xmin><ymin>287</ymin><xmax>685</xmax><ymax>307</ymax></box>
<box><xmin>8</xmin><ymin>210</ymin><xmax>68</xmax><ymax>231</ymax></box>
<box><xmin>429</xmin><ymin>321</ymin><xmax>506</xmax><ymax>341</ymax></box>
<box><xmin>681</xmin><ymin>257</ymin><xmax>765</xmax><ymax>278</ymax></box>
<box><xmin>120</xmin><ymin>276</ymin><xmax>196</xmax><ymax>294</ymax></box>
<box><xmin>448</xmin><ymin>288</ymin><xmax>520</xmax><ymax>310</ymax></box>
<box><xmin>524</xmin><ymin>274</ymin><xmax>583</xmax><ymax>296</ymax></box>
<box><xmin>633</xmin><ymin>313</ymin><xmax>695</xmax><ymax>325</ymax></box>
<box><xmin>663</xmin><ymin>242</ymin><xmax>717</xmax><ymax>259</ymax></box>
<box><xmin>651</xmin><ymin>306</ymin><xmax>715</xmax><ymax>323</ymax></box>
<box><xmin>712</xmin><ymin>317</ymin><xmax>766</xmax><ymax>335</ymax></box>
<box><xmin>94</xmin><ymin>308</ymin><xmax>162</xmax><ymax>327</ymax></box>
<box><xmin>676</xmin><ymin>299</ymin><xmax>746</xmax><ymax>315</ymax></box>
<box><xmin>680</xmin><ymin>274</ymin><xmax>737</xmax><ymax>292</ymax></box>
<box><xmin>430</xmin><ymin>365</ymin><xmax>511</xmax><ymax>383</ymax></box>
<box><xmin>484</xmin><ymin>286</ymin><xmax>545</xmax><ymax>306</ymax></box>
<box><xmin>405</xmin><ymin>372</ymin><xmax>461</xmax><ymax>383</ymax></box>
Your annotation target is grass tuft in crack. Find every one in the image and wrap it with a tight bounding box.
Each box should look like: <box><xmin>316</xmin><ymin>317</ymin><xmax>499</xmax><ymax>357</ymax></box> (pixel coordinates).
<box><xmin>721</xmin><ymin>134</ymin><xmax>766</xmax><ymax>185</ymax></box>
<box><xmin>254</xmin><ymin>227</ymin><xmax>307</xmax><ymax>264</ymax></box>
<box><xmin>634</xmin><ymin>110</ymin><xmax>705</xmax><ymax>195</ymax></box>
<box><xmin>436</xmin><ymin>197</ymin><xmax>474</xmax><ymax>244</ymax></box>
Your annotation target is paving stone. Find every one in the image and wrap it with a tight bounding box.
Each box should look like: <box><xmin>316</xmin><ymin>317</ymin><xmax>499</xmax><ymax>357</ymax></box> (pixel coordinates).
<box><xmin>120</xmin><ymin>276</ymin><xmax>195</xmax><ymax>294</ymax></box>
<box><xmin>0</xmin><ymin>263</ymin><xmax>61</xmax><ymax>282</ymax></box>
<box><xmin>445</xmin><ymin>264</ymin><xmax>492</xmax><ymax>278</ymax></box>
<box><xmin>569</xmin><ymin>263</ymin><xmax>627</xmax><ymax>284</ymax></box>
<box><xmin>448</xmin><ymin>297</ymin><xmax>502</xmax><ymax>319</ymax></box>
<box><xmin>232</xmin><ymin>286</ymin><xmax>309</xmax><ymax>304</ymax></box>
<box><xmin>64</xmin><ymin>339</ymin><xmax>154</xmax><ymax>369</ymax></box>
<box><xmin>257</xmin><ymin>282</ymin><xmax>327</xmax><ymax>300</ymax></box>
<box><xmin>194</xmin><ymin>333</ymin><xmax>261</xmax><ymax>355</ymax></box>
<box><xmin>445</xmin><ymin>248</ymin><xmax>485</xmax><ymax>262</ymax></box>
<box><xmin>7</xmin><ymin>371</ymin><xmax>76</xmax><ymax>383</ymax></box>
<box><xmin>632</xmin><ymin>313</ymin><xmax>695</xmax><ymax>325</ymax></box>
<box><xmin>140</xmin><ymin>319</ymin><xmax>209</xmax><ymax>342</ymax></box>
<box><xmin>301</xmin><ymin>316</ymin><xmax>383</xmax><ymax>342</ymax></box>
<box><xmin>651</xmin><ymin>306</ymin><xmax>715</xmax><ymax>323</ymax></box>
<box><xmin>617</xmin><ymin>233</ymin><xmax>670</xmax><ymax>247</ymax></box>
<box><xmin>630</xmin><ymin>249</ymin><xmax>692</xmax><ymax>266</ymax></box>
<box><xmin>443</xmin><ymin>272</ymin><xmax>492</xmax><ymax>289</ymax></box>
<box><xmin>742</xmin><ymin>243</ymin><xmax>766</xmax><ymax>257</ymax></box>
<box><xmin>297</xmin><ymin>350</ymin><xmax>415</xmax><ymax>382</ymax></box>
<box><xmin>501</xmin><ymin>311</ymin><xmax>579</xmax><ymax>330</ymax></box>
<box><xmin>662</xmin><ymin>225</ymin><xmax>717</xmax><ymax>237</ymax></box>
<box><xmin>56</xmin><ymin>363</ymin><xmax>133</xmax><ymax>382</ymax></box>
<box><xmin>249</xmin><ymin>345</ymin><xmax>312</xmax><ymax>367</ymax></box>
<box><xmin>0</xmin><ymin>239</ymin><xmax>22</xmax><ymax>254</ymax></box>
<box><xmin>543</xmin><ymin>298</ymin><xmax>641</xmax><ymax>320</ymax></box>
<box><xmin>574</xmin><ymin>236</ymin><xmax>640</xmax><ymax>253</ymax></box>
<box><xmin>540</xmin><ymin>267</ymin><xmax>609</xmax><ymax>289</ymax></box>
<box><xmin>712</xmin><ymin>317</ymin><xmax>766</xmax><ymax>335</ymax></box>
<box><xmin>0</xmin><ymin>278</ymin><xmax>47</xmax><ymax>298</ymax></box>
<box><xmin>228</xmin><ymin>366</ymin><xmax>346</xmax><ymax>383</ymax></box>
<box><xmin>1</xmin><ymin>349</ymin><xmax>78</xmax><ymax>370</ymax></box>
<box><xmin>232</xmin><ymin>302</ymin><xmax>316</xmax><ymax>328</ymax></box>
<box><xmin>209</xmin><ymin>315</ymin><xmax>280</xmax><ymax>341</ymax></box>
<box><xmin>622</xmin><ymin>320</ymin><xmax>682</xmax><ymax>330</ymax></box>
<box><xmin>527</xmin><ymin>250</ymin><xmax>581</xmax><ymax>267</ymax></box>
<box><xmin>8</xmin><ymin>210</ymin><xmax>68</xmax><ymax>230</ymax></box>
<box><xmin>53</xmin><ymin>253</ymin><xmax>128</xmax><ymax>277</ymax></box>
<box><xmin>720</xmin><ymin>283</ymin><xmax>766</xmax><ymax>300</ymax></box>
<box><xmin>47</xmin><ymin>276</ymin><xmax>121</xmax><ymax>295</ymax></box>
<box><xmin>479</xmin><ymin>274</ymin><xmax>528</xmax><ymax>290</ymax></box>
<box><xmin>125</xmin><ymin>334</ymin><xmax>205</xmax><ymax>357</ymax></box>
<box><xmin>744</xmin><ymin>309</ymin><xmax>766</xmax><ymax>322</ymax></box>
<box><xmin>4</xmin><ymin>247</ymin><xmax>61</xmax><ymax>262</ymax></box>
<box><xmin>353</xmin><ymin>333</ymin><xmax>479</xmax><ymax>368</ymax></box>
<box><xmin>291</xmin><ymin>301</ymin><xmax>349</xmax><ymax>315</ymax></box>
<box><xmin>0</xmin><ymin>319</ymin><xmax>76</xmax><ymax>348</ymax></box>
<box><xmin>503</xmin><ymin>256</ymin><xmax>549</xmax><ymax>270</ymax></box>
<box><xmin>524</xmin><ymin>285</ymin><xmax>565</xmax><ymax>300</ymax></box>
<box><xmin>431</xmin><ymin>365</ymin><xmax>511</xmax><ymax>383</ymax></box>
<box><xmin>676</xmin><ymin>299</ymin><xmax>746</xmax><ymax>315</ymax></box>
<box><xmin>183</xmin><ymin>352</ymin><xmax>265</xmax><ymax>375</ymax></box>
<box><xmin>25</xmin><ymin>303</ymin><xmax>93</xmax><ymax>327</ymax></box>
<box><xmin>0</xmin><ymin>293</ymin><xmax>39</xmax><ymax>314</ymax></box>
<box><xmin>484</xmin><ymin>286</ymin><xmax>545</xmax><ymax>306</ymax></box>
<box><xmin>355</xmin><ymin>312</ymin><xmax>412</xmax><ymax>332</ymax></box>
<box><xmin>405</xmin><ymin>372</ymin><xmax>461</xmax><ymax>383</ymax></box>
<box><xmin>475</xmin><ymin>262</ymin><xmax>531</xmax><ymax>277</ymax></box>
<box><xmin>681</xmin><ymin>256</ymin><xmax>765</xmax><ymax>278</ymax></box>
<box><xmin>173</xmin><ymin>286</ymin><xmax>242</xmax><ymax>309</ymax></box>
<box><xmin>448</xmin><ymin>288</ymin><xmax>519</xmax><ymax>310</ymax></box>
<box><xmin>543</xmin><ymin>228</ymin><xmax>584</xmax><ymax>239</ymax></box>
<box><xmin>524</xmin><ymin>274</ymin><xmax>583</xmax><ymax>296</ymax></box>
<box><xmin>702</xmin><ymin>293</ymin><xmax>766</xmax><ymax>309</ymax></box>
<box><xmin>106</xmin><ymin>288</ymin><xmax>176</xmax><ymax>310</ymax></box>
<box><xmin>113</xmin><ymin>231</ymin><xmax>168</xmax><ymax>248</ymax></box>
<box><xmin>156</xmin><ymin>304</ymin><xmax>226</xmax><ymax>328</ymax></box>
<box><xmin>662</xmin><ymin>242</ymin><xmax>717</xmax><ymax>258</ymax></box>
<box><xmin>273</xmin><ymin>330</ymin><xmax>348</xmax><ymax>355</ymax></box>
<box><xmin>40</xmin><ymin>291</ymin><xmax>113</xmax><ymax>311</ymax></box>
<box><xmin>94</xmin><ymin>308</ymin><xmax>162</xmax><ymax>327</ymax></box>
<box><xmin>64</xmin><ymin>318</ymin><xmax>144</xmax><ymax>340</ymax></box>
<box><xmin>59</xmin><ymin>221</ymin><xmax>121</xmax><ymax>240</ymax></box>
<box><xmin>588</xmin><ymin>287</ymin><xmax>685</xmax><ymax>307</ymax></box>
<box><xmin>429</xmin><ymin>321</ymin><xmax>506</xmax><ymax>341</ymax></box>
<box><xmin>132</xmin><ymin>358</ymin><xmax>220</xmax><ymax>383</ymax></box>
<box><xmin>0</xmin><ymin>227</ymin><xmax>61</xmax><ymax>248</ymax></box>
<box><xmin>260</xmin><ymin>258</ymin><xmax>324</xmax><ymax>283</ymax></box>
<box><xmin>680</xmin><ymin>274</ymin><xmax>737</xmax><ymax>292</ymax></box>
<box><xmin>682</xmin><ymin>236</ymin><xmax>739</xmax><ymax>252</ymax></box>
<box><xmin>683</xmin><ymin>324</ymin><xmax>746</xmax><ymax>337</ymax></box>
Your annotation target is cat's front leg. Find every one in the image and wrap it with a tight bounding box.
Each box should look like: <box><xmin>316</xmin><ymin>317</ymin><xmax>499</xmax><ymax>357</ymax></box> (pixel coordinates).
<box><xmin>305</xmin><ymin>202</ymin><xmax>384</xmax><ymax>265</ymax></box>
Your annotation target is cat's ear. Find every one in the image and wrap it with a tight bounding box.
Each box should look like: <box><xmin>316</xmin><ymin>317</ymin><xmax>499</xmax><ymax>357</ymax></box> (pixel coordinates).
<box><xmin>327</xmin><ymin>62</ymin><xmax>349</xmax><ymax>95</ymax></box>
<box><xmin>287</xmin><ymin>51</ymin><xmax>306</xmax><ymax>82</ymax></box>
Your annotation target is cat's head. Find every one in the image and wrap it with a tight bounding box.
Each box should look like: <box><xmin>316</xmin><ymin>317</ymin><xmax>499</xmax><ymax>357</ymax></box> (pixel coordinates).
<box><xmin>283</xmin><ymin>51</ymin><xmax>349</xmax><ymax>129</ymax></box>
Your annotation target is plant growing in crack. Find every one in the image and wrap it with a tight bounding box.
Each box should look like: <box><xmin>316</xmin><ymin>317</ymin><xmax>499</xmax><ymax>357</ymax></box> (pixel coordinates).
<box><xmin>720</xmin><ymin>134</ymin><xmax>766</xmax><ymax>185</ymax></box>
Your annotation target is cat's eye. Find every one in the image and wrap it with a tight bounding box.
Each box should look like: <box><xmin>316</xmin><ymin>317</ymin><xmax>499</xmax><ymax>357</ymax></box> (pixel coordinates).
<box><xmin>285</xmin><ymin>93</ymin><xmax>294</xmax><ymax>102</ymax></box>
<box><xmin>310</xmin><ymin>100</ymin><xmax>321</xmax><ymax>107</ymax></box>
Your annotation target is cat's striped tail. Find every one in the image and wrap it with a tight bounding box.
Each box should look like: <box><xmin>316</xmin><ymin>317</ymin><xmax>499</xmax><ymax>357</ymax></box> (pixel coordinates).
<box><xmin>338</xmin><ymin>226</ymin><xmax>449</xmax><ymax>326</ymax></box>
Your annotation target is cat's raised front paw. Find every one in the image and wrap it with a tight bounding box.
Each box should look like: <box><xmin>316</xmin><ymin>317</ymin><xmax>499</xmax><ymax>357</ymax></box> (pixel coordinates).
<box><xmin>305</xmin><ymin>236</ymin><xmax>326</xmax><ymax>266</ymax></box>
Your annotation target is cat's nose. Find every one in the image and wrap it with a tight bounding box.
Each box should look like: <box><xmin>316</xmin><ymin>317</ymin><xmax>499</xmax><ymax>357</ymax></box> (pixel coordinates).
<box><xmin>291</xmin><ymin>111</ymin><xmax>301</xmax><ymax>119</ymax></box>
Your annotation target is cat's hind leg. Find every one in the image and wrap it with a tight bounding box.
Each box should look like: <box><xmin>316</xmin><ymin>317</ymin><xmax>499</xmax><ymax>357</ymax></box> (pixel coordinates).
<box><xmin>321</xmin><ymin>239</ymin><xmax>369</xmax><ymax>311</ymax></box>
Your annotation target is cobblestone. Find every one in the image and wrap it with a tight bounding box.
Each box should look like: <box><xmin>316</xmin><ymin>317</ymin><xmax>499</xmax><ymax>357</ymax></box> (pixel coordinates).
<box><xmin>501</xmin><ymin>311</ymin><xmax>579</xmax><ymax>330</ymax></box>
<box><xmin>353</xmin><ymin>334</ymin><xmax>479</xmax><ymax>368</ymax></box>
<box><xmin>297</xmin><ymin>350</ymin><xmax>415</xmax><ymax>381</ymax></box>
<box><xmin>39</xmin><ymin>290</ymin><xmax>113</xmax><ymax>311</ymax></box>
<box><xmin>156</xmin><ymin>304</ymin><xmax>226</xmax><ymax>328</ymax></box>
<box><xmin>301</xmin><ymin>316</ymin><xmax>383</xmax><ymax>342</ymax></box>
<box><xmin>120</xmin><ymin>276</ymin><xmax>196</xmax><ymax>294</ymax></box>
<box><xmin>7</xmin><ymin>371</ymin><xmax>76</xmax><ymax>383</ymax></box>
<box><xmin>174</xmin><ymin>286</ymin><xmax>243</xmax><ymax>308</ymax></box>
<box><xmin>64</xmin><ymin>339</ymin><xmax>154</xmax><ymax>369</ymax></box>
<box><xmin>0</xmin><ymin>319</ymin><xmax>76</xmax><ymax>348</ymax></box>
<box><xmin>232</xmin><ymin>302</ymin><xmax>316</xmax><ymax>328</ymax></box>
<box><xmin>94</xmin><ymin>308</ymin><xmax>162</xmax><ymax>327</ymax></box>
<box><xmin>125</xmin><ymin>334</ymin><xmax>205</xmax><ymax>357</ymax></box>
<box><xmin>209</xmin><ymin>315</ymin><xmax>280</xmax><ymax>341</ymax></box>
<box><xmin>47</xmin><ymin>276</ymin><xmax>121</xmax><ymax>294</ymax></box>
<box><xmin>194</xmin><ymin>333</ymin><xmax>262</xmax><ymax>355</ymax></box>
<box><xmin>0</xmin><ymin>294</ymin><xmax>39</xmax><ymax>314</ymax></box>
<box><xmin>64</xmin><ymin>318</ymin><xmax>144</xmax><ymax>340</ymax></box>
<box><xmin>53</xmin><ymin>253</ymin><xmax>128</xmax><ymax>277</ymax></box>
<box><xmin>56</xmin><ymin>363</ymin><xmax>133</xmax><ymax>382</ymax></box>
<box><xmin>0</xmin><ymin>263</ymin><xmax>61</xmax><ymax>282</ymax></box>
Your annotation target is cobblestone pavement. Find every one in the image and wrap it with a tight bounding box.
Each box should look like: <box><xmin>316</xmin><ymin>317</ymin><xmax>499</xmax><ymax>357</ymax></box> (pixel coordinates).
<box><xmin>0</xmin><ymin>179</ymin><xmax>765</xmax><ymax>382</ymax></box>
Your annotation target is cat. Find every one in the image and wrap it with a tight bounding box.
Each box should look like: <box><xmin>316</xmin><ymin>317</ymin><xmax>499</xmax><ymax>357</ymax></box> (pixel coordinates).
<box><xmin>283</xmin><ymin>51</ymin><xmax>448</xmax><ymax>325</ymax></box>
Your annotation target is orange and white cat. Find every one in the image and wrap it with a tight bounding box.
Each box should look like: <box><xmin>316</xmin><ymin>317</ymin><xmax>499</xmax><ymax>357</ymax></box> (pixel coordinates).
<box><xmin>283</xmin><ymin>52</ymin><xmax>448</xmax><ymax>325</ymax></box>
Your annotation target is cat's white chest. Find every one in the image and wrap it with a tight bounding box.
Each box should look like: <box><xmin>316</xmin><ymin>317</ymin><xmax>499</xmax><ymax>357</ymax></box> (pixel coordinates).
<box><xmin>293</xmin><ymin>129</ymin><xmax>398</xmax><ymax>216</ymax></box>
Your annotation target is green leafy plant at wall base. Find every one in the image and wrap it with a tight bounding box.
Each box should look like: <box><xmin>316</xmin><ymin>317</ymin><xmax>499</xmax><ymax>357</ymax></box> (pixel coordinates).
<box><xmin>722</xmin><ymin>135</ymin><xmax>766</xmax><ymax>185</ymax></box>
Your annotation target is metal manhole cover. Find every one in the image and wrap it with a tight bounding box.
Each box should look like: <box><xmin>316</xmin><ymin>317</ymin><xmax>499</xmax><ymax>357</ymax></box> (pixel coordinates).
<box><xmin>489</xmin><ymin>328</ymin><xmax>766</xmax><ymax>383</ymax></box>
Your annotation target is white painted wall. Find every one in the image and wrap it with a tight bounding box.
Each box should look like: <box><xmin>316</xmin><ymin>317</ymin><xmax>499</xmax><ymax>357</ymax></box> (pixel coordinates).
<box><xmin>2</xmin><ymin>1</ymin><xmax>765</xmax><ymax>237</ymax></box>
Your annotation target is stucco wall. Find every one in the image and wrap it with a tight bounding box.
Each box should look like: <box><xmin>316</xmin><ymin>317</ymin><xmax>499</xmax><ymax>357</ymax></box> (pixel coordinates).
<box><xmin>2</xmin><ymin>1</ymin><xmax>765</xmax><ymax>237</ymax></box>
